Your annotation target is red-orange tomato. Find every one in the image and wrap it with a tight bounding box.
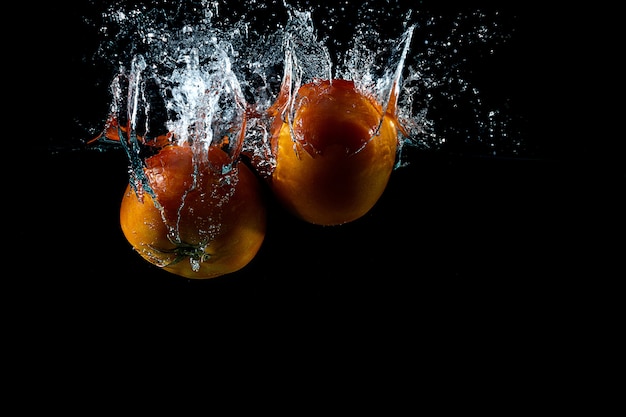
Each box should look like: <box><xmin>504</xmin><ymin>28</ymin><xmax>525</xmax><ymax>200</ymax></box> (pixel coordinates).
<box><xmin>119</xmin><ymin>144</ymin><xmax>266</xmax><ymax>279</ymax></box>
<box><xmin>268</xmin><ymin>78</ymin><xmax>401</xmax><ymax>226</ymax></box>
<box><xmin>87</xmin><ymin>114</ymin><xmax>173</xmax><ymax>148</ymax></box>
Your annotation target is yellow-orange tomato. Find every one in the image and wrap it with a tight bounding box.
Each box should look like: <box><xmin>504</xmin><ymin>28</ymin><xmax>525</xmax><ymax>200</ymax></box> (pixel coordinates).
<box><xmin>268</xmin><ymin>78</ymin><xmax>401</xmax><ymax>226</ymax></box>
<box><xmin>120</xmin><ymin>144</ymin><xmax>266</xmax><ymax>279</ymax></box>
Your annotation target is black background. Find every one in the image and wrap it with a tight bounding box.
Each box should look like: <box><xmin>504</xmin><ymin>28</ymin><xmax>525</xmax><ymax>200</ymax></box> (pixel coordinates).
<box><xmin>16</xmin><ymin>1</ymin><xmax>624</xmax><ymax>351</ymax></box>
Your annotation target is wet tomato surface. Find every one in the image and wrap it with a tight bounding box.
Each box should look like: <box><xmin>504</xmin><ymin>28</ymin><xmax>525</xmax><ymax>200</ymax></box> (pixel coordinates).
<box><xmin>120</xmin><ymin>144</ymin><xmax>267</xmax><ymax>279</ymax></box>
<box><xmin>268</xmin><ymin>78</ymin><xmax>402</xmax><ymax>225</ymax></box>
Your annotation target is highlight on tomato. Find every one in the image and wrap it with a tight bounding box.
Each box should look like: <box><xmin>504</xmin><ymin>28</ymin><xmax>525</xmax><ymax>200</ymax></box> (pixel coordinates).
<box><xmin>119</xmin><ymin>141</ymin><xmax>267</xmax><ymax>279</ymax></box>
<box><xmin>267</xmin><ymin>77</ymin><xmax>406</xmax><ymax>226</ymax></box>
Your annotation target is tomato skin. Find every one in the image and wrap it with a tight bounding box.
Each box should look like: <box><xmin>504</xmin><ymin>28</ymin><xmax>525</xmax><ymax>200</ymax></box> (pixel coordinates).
<box><xmin>120</xmin><ymin>144</ymin><xmax>266</xmax><ymax>279</ymax></box>
<box><xmin>269</xmin><ymin>79</ymin><xmax>400</xmax><ymax>226</ymax></box>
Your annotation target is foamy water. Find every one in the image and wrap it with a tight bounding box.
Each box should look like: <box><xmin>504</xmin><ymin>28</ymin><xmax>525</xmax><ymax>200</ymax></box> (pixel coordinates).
<box><xmin>90</xmin><ymin>0</ymin><xmax>522</xmax><ymax>178</ymax></box>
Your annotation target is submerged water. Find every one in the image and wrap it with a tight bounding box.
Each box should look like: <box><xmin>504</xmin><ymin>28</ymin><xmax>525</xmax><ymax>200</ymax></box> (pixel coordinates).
<box><xmin>86</xmin><ymin>0</ymin><xmax>526</xmax><ymax>173</ymax></box>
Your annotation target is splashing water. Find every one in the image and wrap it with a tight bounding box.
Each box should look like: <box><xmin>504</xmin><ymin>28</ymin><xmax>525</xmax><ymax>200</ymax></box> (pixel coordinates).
<box><xmin>89</xmin><ymin>0</ymin><xmax>524</xmax><ymax>175</ymax></box>
<box><xmin>76</xmin><ymin>0</ymin><xmax>530</xmax><ymax>275</ymax></box>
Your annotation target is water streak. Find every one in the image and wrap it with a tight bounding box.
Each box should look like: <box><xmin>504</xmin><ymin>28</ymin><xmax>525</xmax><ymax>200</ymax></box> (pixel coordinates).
<box><xmin>89</xmin><ymin>0</ymin><xmax>524</xmax><ymax>170</ymax></box>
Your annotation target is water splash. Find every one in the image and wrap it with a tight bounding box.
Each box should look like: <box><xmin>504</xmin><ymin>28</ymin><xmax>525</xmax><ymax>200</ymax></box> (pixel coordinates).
<box><xmin>89</xmin><ymin>0</ymin><xmax>525</xmax><ymax>169</ymax></box>
<box><xmin>96</xmin><ymin>1</ymin><xmax>249</xmax><ymax>193</ymax></box>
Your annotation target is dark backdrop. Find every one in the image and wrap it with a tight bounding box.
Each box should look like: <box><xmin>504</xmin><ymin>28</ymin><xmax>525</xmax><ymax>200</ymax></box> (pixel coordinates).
<box><xmin>18</xmin><ymin>1</ymin><xmax>623</xmax><ymax>339</ymax></box>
